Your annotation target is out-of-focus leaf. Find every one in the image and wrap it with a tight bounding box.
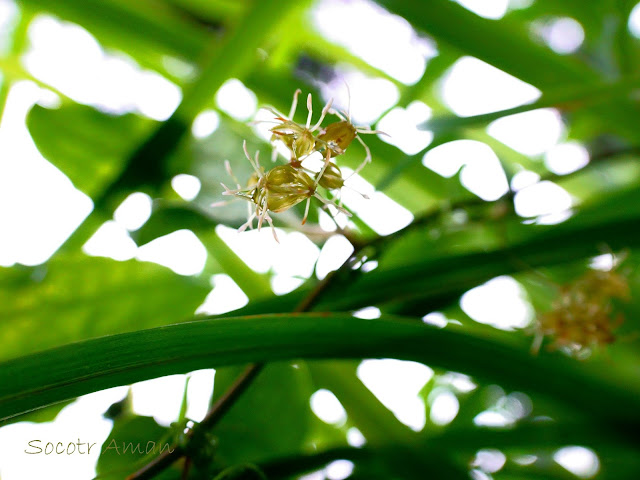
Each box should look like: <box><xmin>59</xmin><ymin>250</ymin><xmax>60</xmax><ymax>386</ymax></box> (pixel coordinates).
<box><xmin>174</xmin><ymin>0</ymin><xmax>307</xmax><ymax>122</ymax></box>
<box><xmin>212</xmin><ymin>464</ymin><xmax>267</xmax><ymax>480</ymax></box>
<box><xmin>296</xmin><ymin>29</ymin><xmax>402</xmax><ymax>85</ymax></box>
<box><xmin>134</xmin><ymin>202</ymin><xmax>272</xmax><ymax>300</ymax></box>
<box><xmin>133</xmin><ymin>202</ymin><xmax>217</xmax><ymax>246</ymax></box>
<box><xmin>375</xmin><ymin>0</ymin><xmax>640</xmax><ymax>140</ymax></box>
<box><xmin>337</xmin><ymin>215</ymin><xmax>640</xmax><ymax>315</ymax></box>
<box><xmin>507</xmin><ymin>0</ymin><xmax>617</xmax><ymax>48</ymax></box>
<box><xmin>423</xmin><ymin>76</ymin><xmax>640</xmax><ymax>133</ymax></box>
<box><xmin>376</xmin><ymin>0</ymin><xmax>591</xmax><ymax>86</ymax></box>
<box><xmin>96</xmin><ymin>415</ymin><xmax>173</xmax><ymax>479</ymax></box>
<box><xmin>27</xmin><ymin>104</ymin><xmax>152</xmax><ymax>197</ymax></box>
<box><xmin>17</xmin><ymin>0</ymin><xmax>213</xmax><ymax>78</ymax></box>
<box><xmin>224</xmin><ymin>180</ymin><xmax>640</xmax><ymax>320</ymax></box>
<box><xmin>0</xmin><ymin>255</ymin><xmax>210</xmax><ymax>362</ymax></box>
<box><xmin>198</xmin><ymin>230</ymin><xmax>273</xmax><ymax>300</ymax></box>
<box><xmin>210</xmin><ymin>362</ymin><xmax>313</xmax><ymax>465</ymax></box>
<box><xmin>432</xmin><ymin>420</ymin><xmax>630</xmax><ymax>452</ymax></box>
<box><xmin>308</xmin><ymin>361</ymin><xmax>414</xmax><ymax>445</ymax></box>
<box><xmin>85</xmin><ymin>0</ymin><xmax>305</xmax><ymax>222</ymax></box>
<box><xmin>164</xmin><ymin>0</ymin><xmax>244</xmax><ymax>24</ymax></box>
<box><xmin>260</xmin><ymin>445</ymin><xmax>469</xmax><ymax>480</ymax></box>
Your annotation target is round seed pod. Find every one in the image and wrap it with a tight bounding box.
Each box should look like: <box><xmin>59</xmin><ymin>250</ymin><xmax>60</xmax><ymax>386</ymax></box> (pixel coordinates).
<box><xmin>293</xmin><ymin>130</ymin><xmax>316</xmax><ymax>159</ymax></box>
<box><xmin>317</xmin><ymin>121</ymin><xmax>357</xmax><ymax>155</ymax></box>
<box><xmin>317</xmin><ymin>162</ymin><xmax>344</xmax><ymax>190</ymax></box>
<box><xmin>264</xmin><ymin>165</ymin><xmax>315</xmax><ymax>212</ymax></box>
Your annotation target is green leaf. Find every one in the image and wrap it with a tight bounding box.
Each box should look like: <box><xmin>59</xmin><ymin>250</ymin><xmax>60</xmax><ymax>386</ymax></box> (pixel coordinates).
<box><xmin>0</xmin><ymin>400</ymin><xmax>72</xmax><ymax>427</ymax></box>
<box><xmin>308</xmin><ymin>361</ymin><xmax>414</xmax><ymax>445</ymax></box>
<box><xmin>96</xmin><ymin>415</ymin><xmax>173</xmax><ymax>479</ymax></box>
<box><xmin>27</xmin><ymin>103</ymin><xmax>152</xmax><ymax>197</ymax></box>
<box><xmin>375</xmin><ymin>0</ymin><xmax>640</xmax><ymax>140</ymax></box>
<box><xmin>376</xmin><ymin>0</ymin><xmax>592</xmax><ymax>87</ymax></box>
<box><xmin>423</xmin><ymin>76</ymin><xmax>640</xmax><ymax>133</ymax></box>
<box><xmin>212</xmin><ymin>464</ymin><xmax>267</xmax><ymax>480</ymax></box>
<box><xmin>134</xmin><ymin>202</ymin><xmax>272</xmax><ymax>300</ymax></box>
<box><xmin>225</xmin><ymin>183</ymin><xmax>640</xmax><ymax>318</ymax></box>
<box><xmin>260</xmin><ymin>445</ymin><xmax>469</xmax><ymax>480</ymax></box>
<box><xmin>1</xmin><ymin>314</ymin><xmax>638</xmax><ymax>439</ymax></box>
<box><xmin>133</xmin><ymin>202</ymin><xmax>217</xmax><ymax>247</ymax></box>
<box><xmin>210</xmin><ymin>362</ymin><xmax>313</xmax><ymax>465</ymax></box>
<box><xmin>17</xmin><ymin>0</ymin><xmax>212</xmax><ymax>78</ymax></box>
<box><xmin>0</xmin><ymin>254</ymin><xmax>210</xmax><ymax>362</ymax></box>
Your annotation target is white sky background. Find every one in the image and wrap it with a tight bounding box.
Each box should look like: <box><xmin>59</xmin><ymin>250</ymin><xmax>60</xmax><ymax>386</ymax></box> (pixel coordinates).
<box><xmin>0</xmin><ymin>0</ymin><xmax>614</xmax><ymax>477</ymax></box>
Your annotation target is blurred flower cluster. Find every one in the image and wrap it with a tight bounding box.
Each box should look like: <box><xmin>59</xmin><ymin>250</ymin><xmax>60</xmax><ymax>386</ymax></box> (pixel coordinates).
<box><xmin>534</xmin><ymin>267</ymin><xmax>630</xmax><ymax>358</ymax></box>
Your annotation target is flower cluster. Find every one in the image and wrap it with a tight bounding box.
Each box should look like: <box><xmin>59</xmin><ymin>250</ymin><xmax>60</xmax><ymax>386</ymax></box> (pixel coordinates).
<box><xmin>532</xmin><ymin>267</ymin><xmax>630</xmax><ymax>358</ymax></box>
<box><xmin>217</xmin><ymin>89</ymin><xmax>379</xmax><ymax>242</ymax></box>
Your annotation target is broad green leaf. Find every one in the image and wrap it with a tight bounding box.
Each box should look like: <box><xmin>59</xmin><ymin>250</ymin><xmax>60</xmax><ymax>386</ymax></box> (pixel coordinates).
<box><xmin>308</xmin><ymin>361</ymin><xmax>414</xmax><ymax>445</ymax></box>
<box><xmin>133</xmin><ymin>201</ymin><xmax>272</xmax><ymax>300</ymax></box>
<box><xmin>133</xmin><ymin>202</ymin><xmax>218</xmax><ymax>247</ymax></box>
<box><xmin>1</xmin><ymin>314</ymin><xmax>638</xmax><ymax>438</ymax></box>
<box><xmin>0</xmin><ymin>254</ymin><xmax>210</xmax><ymax>362</ymax></box>
<box><xmin>96</xmin><ymin>415</ymin><xmax>173</xmax><ymax>479</ymax></box>
<box><xmin>27</xmin><ymin>103</ymin><xmax>152</xmax><ymax>197</ymax></box>
<box><xmin>210</xmin><ymin>362</ymin><xmax>313</xmax><ymax>465</ymax></box>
